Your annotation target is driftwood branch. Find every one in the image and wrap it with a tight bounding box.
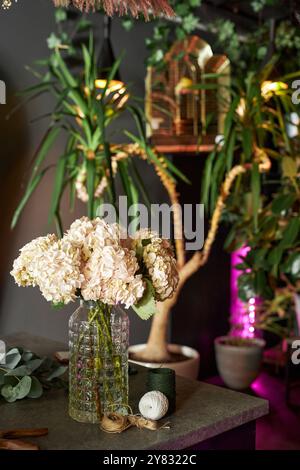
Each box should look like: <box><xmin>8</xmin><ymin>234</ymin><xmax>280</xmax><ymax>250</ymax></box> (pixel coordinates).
<box><xmin>101</xmin><ymin>143</ymin><xmax>270</xmax><ymax>362</ymax></box>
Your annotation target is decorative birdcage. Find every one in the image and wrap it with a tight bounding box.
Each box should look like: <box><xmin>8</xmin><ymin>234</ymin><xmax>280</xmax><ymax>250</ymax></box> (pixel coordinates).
<box><xmin>146</xmin><ymin>36</ymin><xmax>230</xmax><ymax>147</ymax></box>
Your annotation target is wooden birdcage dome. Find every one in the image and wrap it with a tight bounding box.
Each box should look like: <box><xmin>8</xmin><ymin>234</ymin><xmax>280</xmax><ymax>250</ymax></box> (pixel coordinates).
<box><xmin>166</xmin><ymin>36</ymin><xmax>213</xmax><ymax>69</ymax></box>
<box><xmin>146</xmin><ymin>35</ymin><xmax>230</xmax><ymax>150</ymax></box>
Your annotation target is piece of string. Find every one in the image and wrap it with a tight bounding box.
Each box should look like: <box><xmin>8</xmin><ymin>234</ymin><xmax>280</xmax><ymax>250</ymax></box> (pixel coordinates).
<box><xmin>100</xmin><ymin>405</ymin><xmax>170</xmax><ymax>434</ymax></box>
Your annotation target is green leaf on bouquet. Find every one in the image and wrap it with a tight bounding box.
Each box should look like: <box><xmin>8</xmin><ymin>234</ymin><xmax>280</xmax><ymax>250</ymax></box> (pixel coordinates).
<box><xmin>132</xmin><ymin>279</ymin><xmax>157</xmax><ymax>320</ymax></box>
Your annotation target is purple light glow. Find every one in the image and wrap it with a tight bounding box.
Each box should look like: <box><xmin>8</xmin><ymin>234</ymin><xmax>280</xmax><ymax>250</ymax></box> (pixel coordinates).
<box><xmin>230</xmin><ymin>246</ymin><xmax>256</xmax><ymax>338</ymax></box>
<box><xmin>251</xmin><ymin>376</ymin><xmax>269</xmax><ymax>397</ymax></box>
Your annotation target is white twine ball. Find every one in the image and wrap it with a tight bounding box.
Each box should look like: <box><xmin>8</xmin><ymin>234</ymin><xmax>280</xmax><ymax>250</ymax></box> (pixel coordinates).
<box><xmin>138</xmin><ymin>391</ymin><xmax>169</xmax><ymax>421</ymax></box>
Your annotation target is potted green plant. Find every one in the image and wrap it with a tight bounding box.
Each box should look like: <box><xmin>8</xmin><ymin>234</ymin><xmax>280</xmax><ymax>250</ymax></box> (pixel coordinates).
<box><xmin>200</xmin><ymin>60</ymin><xmax>300</xmax><ymax>386</ymax></box>
<box><xmin>124</xmin><ymin>0</ymin><xmax>300</xmax><ymax>378</ymax></box>
<box><xmin>11</xmin><ymin>12</ymin><xmax>183</xmax><ymax>234</ymax></box>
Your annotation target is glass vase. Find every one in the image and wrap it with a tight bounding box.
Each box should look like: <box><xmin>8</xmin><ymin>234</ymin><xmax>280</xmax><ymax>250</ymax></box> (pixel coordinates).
<box><xmin>68</xmin><ymin>301</ymin><xmax>129</xmax><ymax>423</ymax></box>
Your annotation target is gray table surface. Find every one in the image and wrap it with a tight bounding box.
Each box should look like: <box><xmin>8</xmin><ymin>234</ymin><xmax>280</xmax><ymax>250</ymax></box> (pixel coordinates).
<box><xmin>0</xmin><ymin>333</ymin><xmax>269</xmax><ymax>450</ymax></box>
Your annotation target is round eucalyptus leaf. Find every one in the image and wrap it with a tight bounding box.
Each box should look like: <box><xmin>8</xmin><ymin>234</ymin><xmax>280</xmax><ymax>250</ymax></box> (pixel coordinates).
<box><xmin>2</xmin><ymin>376</ymin><xmax>33</xmax><ymax>402</ymax></box>
<box><xmin>1</xmin><ymin>384</ymin><xmax>18</xmax><ymax>403</ymax></box>
<box><xmin>5</xmin><ymin>348</ymin><xmax>21</xmax><ymax>370</ymax></box>
<box><xmin>21</xmin><ymin>350</ymin><xmax>34</xmax><ymax>362</ymax></box>
<box><xmin>5</xmin><ymin>365</ymin><xmax>29</xmax><ymax>377</ymax></box>
<box><xmin>5</xmin><ymin>358</ymin><xmax>44</xmax><ymax>377</ymax></box>
<box><xmin>14</xmin><ymin>376</ymin><xmax>32</xmax><ymax>400</ymax></box>
<box><xmin>27</xmin><ymin>377</ymin><xmax>43</xmax><ymax>399</ymax></box>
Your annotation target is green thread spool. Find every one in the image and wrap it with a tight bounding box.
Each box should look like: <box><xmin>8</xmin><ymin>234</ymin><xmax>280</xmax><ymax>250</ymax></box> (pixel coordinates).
<box><xmin>147</xmin><ymin>368</ymin><xmax>176</xmax><ymax>416</ymax></box>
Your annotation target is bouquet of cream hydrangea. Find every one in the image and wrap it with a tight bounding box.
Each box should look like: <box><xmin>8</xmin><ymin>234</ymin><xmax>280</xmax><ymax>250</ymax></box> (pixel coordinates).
<box><xmin>11</xmin><ymin>217</ymin><xmax>179</xmax><ymax>319</ymax></box>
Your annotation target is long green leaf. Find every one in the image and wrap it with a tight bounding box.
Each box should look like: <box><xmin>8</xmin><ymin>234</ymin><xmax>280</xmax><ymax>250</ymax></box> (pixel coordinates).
<box><xmin>86</xmin><ymin>158</ymin><xmax>95</xmax><ymax>219</ymax></box>
<box><xmin>28</xmin><ymin>127</ymin><xmax>61</xmax><ymax>185</ymax></box>
<box><xmin>226</xmin><ymin>129</ymin><xmax>236</xmax><ymax>170</ymax></box>
<box><xmin>129</xmin><ymin>159</ymin><xmax>152</xmax><ymax>210</ymax></box>
<box><xmin>124</xmin><ymin>131</ymin><xmax>175</xmax><ymax>182</ymax></box>
<box><xmin>118</xmin><ymin>160</ymin><xmax>140</xmax><ymax>230</ymax></box>
<box><xmin>82</xmin><ymin>44</ymin><xmax>92</xmax><ymax>89</ymax></box>
<box><xmin>224</xmin><ymin>95</ymin><xmax>239</xmax><ymax>140</ymax></box>
<box><xmin>162</xmin><ymin>155</ymin><xmax>190</xmax><ymax>184</ymax></box>
<box><xmin>118</xmin><ymin>160</ymin><xmax>133</xmax><ymax>208</ymax></box>
<box><xmin>251</xmin><ymin>163</ymin><xmax>260</xmax><ymax>232</ymax></box>
<box><xmin>99</xmin><ymin>54</ymin><xmax>124</xmax><ymax>103</ymax></box>
<box><xmin>201</xmin><ymin>149</ymin><xmax>216</xmax><ymax>208</ymax></box>
<box><xmin>68</xmin><ymin>89</ymin><xmax>88</xmax><ymax>116</ymax></box>
<box><xmin>49</xmin><ymin>151</ymin><xmax>76</xmax><ymax>225</ymax></box>
<box><xmin>127</xmin><ymin>104</ymin><xmax>147</xmax><ymax>140</ymax></box>
<box><xmin>55</xmin><ymin>49</ymin><xmax>77</xmax><ymax>88</ymax></box>
<box><xmin>96</xmin><ymin>100</ymin><xmax>116</xmax><ymax>205</ymax></box>
<box><xmin>241</xmin><ymin>128</ymin><xmax>252</xmax><ymax>161</ymax></box>
<box><xmin>129</xmin><ymin>182</ymin><xmax>139</xmax><ymax>233</ymax></box>
<box><xmin>17</xmin><ymin>81</ymin><xmax>54</xmax><ymax>97</ymax></box>
<box><xmin>279</xmin><ymin>218</ymin><xmax>300</xmax><ymax>249</ymax></box>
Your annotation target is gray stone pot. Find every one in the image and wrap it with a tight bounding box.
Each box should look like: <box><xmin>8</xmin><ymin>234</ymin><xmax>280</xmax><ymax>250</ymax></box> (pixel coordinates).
<box><xmin>214</xmin><ymin>336</ymin><xmax>265</xmax><ymax>390</ymax></box>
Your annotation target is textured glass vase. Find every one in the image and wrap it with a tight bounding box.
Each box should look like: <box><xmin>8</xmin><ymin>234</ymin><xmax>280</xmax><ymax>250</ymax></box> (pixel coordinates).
<box><xmin>69</xmin><ymin>301</ymin><xmax>129</xmax><ymax>423</ymax></box>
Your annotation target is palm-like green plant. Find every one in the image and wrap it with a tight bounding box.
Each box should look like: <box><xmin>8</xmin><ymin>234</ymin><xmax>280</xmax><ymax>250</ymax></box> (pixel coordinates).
<box><xmin>12</xmin><ymin>11</ymin><xmax>185</xmax><ymax>237</ymax></box>
<box><xmin>201</xmin><ymin>61</ymin><xmax>300</xmax><ymax>336</ymax></box>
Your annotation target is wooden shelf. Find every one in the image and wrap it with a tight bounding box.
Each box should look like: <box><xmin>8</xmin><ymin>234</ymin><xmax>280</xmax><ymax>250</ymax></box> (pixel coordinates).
<box><xmin>151</xmin><ymin>135</ymin><xmax>215</xmax><ymax>154</ymax></box>
<box><xmin>155</xmin><ymin>143</ymin><xmax>215</xmax><ymax>154</ymax></box>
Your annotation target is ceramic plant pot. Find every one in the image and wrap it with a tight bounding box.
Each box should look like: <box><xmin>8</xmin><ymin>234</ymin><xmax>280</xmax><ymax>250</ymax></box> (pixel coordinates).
<box><xmin>214</xmin><ymin>336</ymin><xmax>265</xmax><ymax>390</ymax></box>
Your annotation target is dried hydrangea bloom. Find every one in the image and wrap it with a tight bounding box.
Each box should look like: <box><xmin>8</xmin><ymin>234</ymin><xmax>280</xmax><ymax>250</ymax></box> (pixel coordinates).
<box><xmin>134</xmin><ymin>229</ymin><xmax>179</xmax><ymax>301</ymax></box>
<box><xmin>81</xmin><ymin>221</ymin><xmax>145</xmax><ymax>307</ymax></box>
<box><xmin>11</xmin><ymin>218</ymin><xmax>179</xmax><ymax>309</ymax></box>
<box><xmin>64</xmin><ymin>216</ymin><xmax>95</xmax><ymax>248</ymax></box>
<box><xmin>10</xmin><ymin>234</ymin><xmax>57</xmax><ymax>288</ymax></box>
<box><xmin>97</xmin><ymin>275</ymin><xmax>145</xmax><ymax>309</ymax></box>
<box><xmin>36</xmin><ymin>238</ymin><xmax>84</xmax><ymax>305</ymax></box>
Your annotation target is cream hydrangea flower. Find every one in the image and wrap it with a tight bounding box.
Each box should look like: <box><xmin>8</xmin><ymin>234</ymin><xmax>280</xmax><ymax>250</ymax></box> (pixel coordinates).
<box><xmin>11</xmin><ymin>234</ymin><xmax>57</xmax><ymax>287</ymax></box>
<box><xmin>64</xmin><ymin>216</ymin><xmax>95</xmax><ymax>248</ymax></box>
<box><xmin>11</xmin><ymin>218</ymin><xmax>148</xmax><ymax>308</ymax></box>
<box><xmin>134</xmin><ymin>229</ymin><xmax>179</xmax><ymax>301</ymax></box>
<box><xmin>81</xmin><ymin>221</ymin><xmax>145</xmax><ymax>308</ymax></box>
<box><xmin>36</xmin><ymin>238</ymin><xmax>84</xmax><ymax>305</ymax></box>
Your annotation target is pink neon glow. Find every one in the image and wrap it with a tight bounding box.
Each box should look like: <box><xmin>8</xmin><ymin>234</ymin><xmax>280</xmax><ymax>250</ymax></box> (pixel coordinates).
<box><xmin>230</xmin><ymin>247</ymin><xmax>256</xmax><ymax>338</ymax></box>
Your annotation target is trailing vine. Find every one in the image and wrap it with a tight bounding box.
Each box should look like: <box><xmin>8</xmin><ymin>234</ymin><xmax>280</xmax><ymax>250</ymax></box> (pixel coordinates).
<box><xmin>122</xmin><ymin>0</ymin><xmax>300</xmax><ymax>77</ymax></box>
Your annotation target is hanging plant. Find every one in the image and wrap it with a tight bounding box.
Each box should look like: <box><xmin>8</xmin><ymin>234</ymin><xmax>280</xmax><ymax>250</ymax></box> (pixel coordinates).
<box><xmin>122</xmin><ymin>0</ymin><xmax>202</xmax><ymax>67</ymax></box>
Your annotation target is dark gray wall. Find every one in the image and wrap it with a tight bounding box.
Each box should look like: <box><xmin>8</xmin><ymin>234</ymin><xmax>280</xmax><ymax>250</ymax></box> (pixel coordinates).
<box><xmin>0</xmin><ymin>2</ymin><xmax>230</xmax><ymax>377</ymax></box>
